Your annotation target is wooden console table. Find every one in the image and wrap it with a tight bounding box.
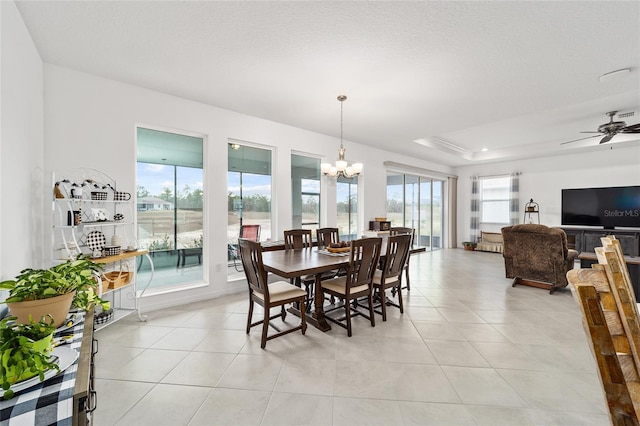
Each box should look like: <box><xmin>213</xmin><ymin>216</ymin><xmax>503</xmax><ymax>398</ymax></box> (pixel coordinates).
<box><xmin>578</xmin><ymin>251</ymin><xmax>640</xmax><ymax>300</ymax></box>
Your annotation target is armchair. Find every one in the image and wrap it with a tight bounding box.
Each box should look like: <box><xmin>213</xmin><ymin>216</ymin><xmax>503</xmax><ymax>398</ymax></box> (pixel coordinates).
<box><xmin>501</xmin><ymin>224</ymin><xmax>578</xmax><ymax>294</ymax></box>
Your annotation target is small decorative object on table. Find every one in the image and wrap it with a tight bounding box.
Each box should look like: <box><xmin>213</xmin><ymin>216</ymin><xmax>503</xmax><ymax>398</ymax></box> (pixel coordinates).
<box><xmin>90</xmin><ymin>191</ymin><xmax>107</xmax><ymax>201</ymax></box>
<box><xmin>103</xmin><ymin>245</ymin><xmax>121</xmax><ymax>257</ymax></box>
<box><xmin>94</xmin><ymin>308</ymin><xmax>114</xmax><ymax>325</ymax></box>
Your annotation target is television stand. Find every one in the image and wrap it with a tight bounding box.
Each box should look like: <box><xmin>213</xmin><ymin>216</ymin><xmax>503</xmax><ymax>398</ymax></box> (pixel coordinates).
<box><xmin>560</xmin><ymin>227</ymin><xmax>640</xmax><ymax>257</ymax></box>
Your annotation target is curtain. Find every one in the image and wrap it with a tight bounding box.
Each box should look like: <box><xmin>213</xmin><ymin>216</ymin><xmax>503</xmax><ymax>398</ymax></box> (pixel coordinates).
<box><xmin>448</xmin><ymin>176</ymin><xmax>458</xmax><ymax>248</ymax></box>
<box><xmin>470</xmin><ymin>176</ymin><xmax>479</xmax><ymax>243</ymax></box>
<box><xmin>510</xmin><ymin>173</ymin><xmax>520</xmax><ymax>225</ymax></box>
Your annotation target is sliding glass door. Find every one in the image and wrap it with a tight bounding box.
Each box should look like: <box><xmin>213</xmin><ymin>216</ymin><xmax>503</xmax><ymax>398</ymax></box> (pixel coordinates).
<box><xmin>386</xmin><ymin>173</ymin><xmax>443</xmax><ymax>250</ymax></box>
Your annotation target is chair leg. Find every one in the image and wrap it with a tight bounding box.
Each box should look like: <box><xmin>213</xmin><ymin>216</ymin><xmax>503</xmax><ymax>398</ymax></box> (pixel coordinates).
<box><xmin>367</xmin><ymin>293</ymin><xmax>376</xmax><ymax>327</ymax></box>
<box><xmin>345</xmin><ymin>301</ymin><xmax>353</xmax><ymax>337</ymax></box>
<box><xmin>281</xmin><ymin>305</ymin><xmax>287</xmax><ymax>321</ymax></box>
<box><xmin>397</xmin><ymin>284</ymin><xmax>404</xmax><ymax>313</ymax></box>
<box><xmin>404</xmin><ymin>264</ymin><xmax>411</xmax><ymax>291</ymax></box>
<box><xmin>261</xmin><ymin>308</ymin><xmax>270</xmax><ymax>349</ymax></box>
<box><xmin>380</xmin><ymin>288</ymin><xmax>388</xmax><ymax>321</ymax></box>
<box><xmin>300</xmin><ymin>299</ymin><xmax>307</xmax><ymax>334</ymax></box>
<box><xmin>246</xmin><ymin>299</ymin><xmax>254</xmax><ymax>334</ymax></box>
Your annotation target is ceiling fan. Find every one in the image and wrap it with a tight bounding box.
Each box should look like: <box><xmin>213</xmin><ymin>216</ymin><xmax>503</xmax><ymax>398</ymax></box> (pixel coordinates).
<box><xmin>560</xmin><ymin>111</ymin><xmax>640</xmax><ymax>145</ymax></box>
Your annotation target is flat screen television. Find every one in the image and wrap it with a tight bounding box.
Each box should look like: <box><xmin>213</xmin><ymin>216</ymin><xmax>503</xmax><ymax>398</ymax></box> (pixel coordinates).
<box><xmin>561</xmin><ymin>186</ymin><xmax>640</xmax><ymax>229</ymax></box>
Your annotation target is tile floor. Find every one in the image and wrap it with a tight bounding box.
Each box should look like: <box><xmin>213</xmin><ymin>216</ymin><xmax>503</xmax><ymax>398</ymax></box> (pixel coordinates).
<box><xmin>93</xmin><ymin>249</ymin><xmax>608</xmax><ymax>425</ymax></box>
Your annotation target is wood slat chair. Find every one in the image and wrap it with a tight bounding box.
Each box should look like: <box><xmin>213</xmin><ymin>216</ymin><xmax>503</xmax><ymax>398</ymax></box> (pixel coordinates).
<box><xmin>389</xmin><ymin>227</ymin><xmax>414</xmax><ymax>292</ymax></box>
<box><xmin>283</xmin><ymin>229</ymin><xmax>315</xmax><ymax>311</ymax></box>
<box><xmin>231</xmin><ymin>224</ymin><xmax>262</xmax><ymax>272</ymax></box>
<box><xmin>372</xmin><ymin>233</ymin><xmax>412</xmax><ymax>321</ymax></box>
<box><xmin>239</xmin><ymin>238</ymin><xmax>307</xmax><ymax>349</ymax></box>
<box><xmin>567</xmin><ymin>266</ymin><xmax>640</xmax><ymax>424</ymax></box>
<box><xmin>319</xmin><ymin>237</ymin><xmax>382</xmax><ymax>337</ymax></box>
<box><xmin>316</xmin><ymin>227</ymin><xmax>340</xmax><ymax>249</ymax></box>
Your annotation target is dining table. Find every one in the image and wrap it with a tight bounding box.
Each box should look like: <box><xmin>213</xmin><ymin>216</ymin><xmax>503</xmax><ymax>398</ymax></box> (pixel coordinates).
<box><xmin>260</xmin><ymin>244</ymin><xmax>426</xmax><ymax>332</ymax></box>
<box><xmin>261</xmin><ymin>247</ymin><xmax>350</xmax><ymax>331</ymax></box>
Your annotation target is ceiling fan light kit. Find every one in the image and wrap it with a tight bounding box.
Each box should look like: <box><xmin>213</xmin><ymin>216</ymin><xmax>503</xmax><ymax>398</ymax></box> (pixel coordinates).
<box><xmin>560</xmin><ymin>110</ymin><xmax>640</xmax><ymax>145</ymax></box>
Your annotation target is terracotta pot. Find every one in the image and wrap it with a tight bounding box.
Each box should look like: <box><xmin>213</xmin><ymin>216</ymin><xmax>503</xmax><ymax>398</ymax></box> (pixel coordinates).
<box><xmin>7</xmin><ymin>291</ymin><xmax>75</xmax><ymax>328</ymax></box>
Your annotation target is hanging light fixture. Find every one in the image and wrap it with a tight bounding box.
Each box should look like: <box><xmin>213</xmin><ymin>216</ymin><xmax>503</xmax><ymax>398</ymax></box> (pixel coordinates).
<box><xmin>321</xmin><ymin>95</ymin><xmax>363</xmax><ymax>178</ymax></box>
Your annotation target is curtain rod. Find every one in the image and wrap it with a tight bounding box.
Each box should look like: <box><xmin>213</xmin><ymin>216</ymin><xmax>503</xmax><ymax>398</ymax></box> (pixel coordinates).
<box><xmin>383</xmin><ymin>161</ymin><xmax>457</xmax><ymax>179</ymax></box>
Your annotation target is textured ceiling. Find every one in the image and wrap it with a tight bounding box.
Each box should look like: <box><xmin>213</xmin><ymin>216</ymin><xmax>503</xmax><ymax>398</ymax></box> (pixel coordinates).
<box><xmin>15</xmin><ymin>1</ymin><xmax>640</xmax><ymax>166</ymax></box>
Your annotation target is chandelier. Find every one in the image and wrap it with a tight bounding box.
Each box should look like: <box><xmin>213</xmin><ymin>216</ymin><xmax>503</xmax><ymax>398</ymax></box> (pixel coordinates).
<box><xmin>321</xmin><ymin>95</ymin><xmax>363</xmax><ymax>178</ymax></box>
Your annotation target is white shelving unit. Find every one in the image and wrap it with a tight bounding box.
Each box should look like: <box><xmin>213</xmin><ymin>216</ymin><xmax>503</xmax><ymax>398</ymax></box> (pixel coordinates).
<box><xmin>52</xmin><ymin>168</ymin><xmax>154</xmax><ymax>330</ymax></box>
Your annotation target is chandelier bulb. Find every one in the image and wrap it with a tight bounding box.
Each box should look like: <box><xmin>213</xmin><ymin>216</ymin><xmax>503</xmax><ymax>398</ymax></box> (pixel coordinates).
<box><xmin>322</xmin><ymin>94</ymin><xmax>363</xmax><ymax>179</ymax></box>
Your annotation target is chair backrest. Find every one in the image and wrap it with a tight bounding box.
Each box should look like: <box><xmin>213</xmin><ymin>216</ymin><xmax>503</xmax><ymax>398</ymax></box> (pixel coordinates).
<box><xmin>501</xmin><ymin>224</ymin><xmax>572</xmax><ymax>287</ymax></box>
<box><xmin>284</xmin><ymin>229</ymin><xmax>312</xmax><ymax>250</ymax></box>
<box><xmin>390</xmin><ymin>227</ymin><xmax>415</xmax><ymax>246</ymax></box>
<box><xmin>567</xmin><ymin>267</ymin><xmax>640</xmax><ymax>423</ymax></box>
<box><xmin>240</xmin><ymin>224</ymin><xmax>261</xmax><ymax>242</ymax></box>
<box><xmin>316</xmin><ymin>227</ymin><xmax>339</xmax><ymax>249</ymax></box>
<box><xmin>345</xmin><ymin>237</ymin><xmax>382</xmax><ymax>291</ymax></box>
<box><xmin>381</xmin><ymin>233</ymin><xmax>412</xmax><ymax>280</ymax></box>
<box><xmin>238</xmin><ymin>238</ymin><xmax>268</xmax><ymax>299</ymax></box>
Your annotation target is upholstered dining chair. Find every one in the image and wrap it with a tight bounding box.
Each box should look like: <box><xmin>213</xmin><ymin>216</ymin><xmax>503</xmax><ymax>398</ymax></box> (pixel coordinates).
<box><xmin>239</xmin><ymin>238</ymin><xmax>307</xmax><ymax>349</ymax></box>
<box><xmin>389</xmin><ymin>227</ymin><xmax>414</xmax><ymax>291</ymax></box>
<box><xmin>372</xmin><ymin>233</ymin><xmax>412</xmax><ymax>321</ymax></box>
<box><xmin>319</xmin><ymin>237</ymin><xmax>382</xmax><ymax>337</ymax></box>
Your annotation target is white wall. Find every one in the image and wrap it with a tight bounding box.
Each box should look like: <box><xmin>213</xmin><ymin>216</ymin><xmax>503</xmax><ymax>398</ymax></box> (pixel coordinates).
<box><xmin>455</xmin><ymin>147</ymin><xmax>640</xmax><ymax>244</ymax></box>
<box><xmin>43</xmin><ymin>64</ymin><xmax>453</xmax><ymax>312</ymax></box>
<box><xmin>0</xmin><ymin>1</ymin><xmax>44</xmax><ymax>276</ymax></box>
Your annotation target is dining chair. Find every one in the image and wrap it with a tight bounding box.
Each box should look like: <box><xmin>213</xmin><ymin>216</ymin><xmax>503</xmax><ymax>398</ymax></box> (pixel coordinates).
<box><xmin>319</xmin><ymin>237</ymin><xmax>382</xmax><ymax>337</ymax></box>
<box><xmin>372</xmin><ymin>233</ymin><xmax>412</xmax><ymax>321</ymax></box>
<box><xmin>389</xmin><ymin>227</ymin><xmax>414</xmax><ymax>292</ymax></box>
<box><xmin>316</xmin><ymin>227</ymin><xmax>340</xmax><ymax>249</ymax></box>
<box><xmin>284</xmin><ymin>229</ymin><xmax>312</xmax><ymax>250</ymax></box>
<box><xmin>283</xmin><ymin>229</ymin><xmax>315</xmax><ymax>310</ymax></box>
<box><xmin>239</xmin><ymin>238</ymin><xmax>307</xmax><ymax>349</ymax></box>
<box><xmin>231</xmin><ymin>224</ymin><xmax>262</xmax><ymax>272</ymax></box>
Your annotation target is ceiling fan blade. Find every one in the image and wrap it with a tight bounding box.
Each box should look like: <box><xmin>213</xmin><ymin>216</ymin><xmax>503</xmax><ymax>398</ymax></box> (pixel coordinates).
<box><xmin>560</xmin><ymin>135</ymin><xmax>599</xmax><ymax>145</ymax></box>
<box><xmin>620</xmin><ymin>123</ymin><xmax>640</xmax><ymax>133</ymax></box>
<box><xmin>599</xmin><ymin>134</ymin><xmax>615</xmax><ymax>144</ymax></box>
<box><xmin>579</xmin><ymin>131</ymin><xmax>601</xmax><ymax>134</ymax></box>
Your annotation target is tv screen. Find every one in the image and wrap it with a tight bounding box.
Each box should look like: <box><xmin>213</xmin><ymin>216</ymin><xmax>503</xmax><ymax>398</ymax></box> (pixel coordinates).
<box><xmin>561</xmin><ymin>186</ymin><xmax>640</xmax><ymax>229</ymax></box>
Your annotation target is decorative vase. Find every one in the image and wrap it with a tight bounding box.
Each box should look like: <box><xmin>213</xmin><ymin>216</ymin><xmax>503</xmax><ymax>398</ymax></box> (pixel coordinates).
<box><xmin>7</xmin><ymin>291</ymin><xmax>76</xmax><ymax>328</ymax></box>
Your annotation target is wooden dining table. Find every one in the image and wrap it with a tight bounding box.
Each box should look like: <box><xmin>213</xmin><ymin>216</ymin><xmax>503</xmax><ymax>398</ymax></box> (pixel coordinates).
<box><xmin>261</xmin><ymin>247</ymin><xmax>350</xmax><ymax>331</ymax></box>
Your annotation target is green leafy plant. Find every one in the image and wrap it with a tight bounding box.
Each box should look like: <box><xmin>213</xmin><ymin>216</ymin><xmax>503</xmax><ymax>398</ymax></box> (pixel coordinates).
<box><xmin>0</xmin><ymin>315</ymin><xmax>58</xmax><ymax>400</ymax></box>
<box><xmin>0</xmin><ymin>257</ymin><xmax>110</xmax><ymax>312</ymax></box>
<box><xmin>148</xmin><ymin>235</ymin><xmax>173</xmax><ymax>251</ymax></box>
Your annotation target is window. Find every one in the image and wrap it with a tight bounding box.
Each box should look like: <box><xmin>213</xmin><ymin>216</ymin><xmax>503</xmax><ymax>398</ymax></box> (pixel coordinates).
<box><xmin>228</xmin><ymin>142</ymin><xmax>272</xmax><ymax>277</ymax></box>
<box><xmin>480</xmin><ymin>176</ymin><xmax>510</xmax><ymax>224</ymax></box>
<box><xmin>337</xmin><ymin>176</ymin><xmax>357</xmax><ymax>241</ymax></box>
<box><xmin>291</xmin><ymin>154</ymin><xmax>320</xmax><ymax>230</ymax></box>
<box><xmin>136</xmin><ymin>127</ymin><xmax>204</xmax><ymax>289</ymax></box>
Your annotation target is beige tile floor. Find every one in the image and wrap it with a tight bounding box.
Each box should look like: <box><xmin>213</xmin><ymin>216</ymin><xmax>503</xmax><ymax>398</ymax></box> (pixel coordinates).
<box><xmin>93</xmin><ymin>249</ymin><xmax>609</xmax><ymax>425</ymax></box>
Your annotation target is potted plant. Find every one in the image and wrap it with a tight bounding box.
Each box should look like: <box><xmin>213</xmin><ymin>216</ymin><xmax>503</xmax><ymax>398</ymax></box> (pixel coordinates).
<box><xmin>0</xmin><ymin>315</ymin><xmax>58</xmax><ymax>399</ymax></box>
<box><xmin>462</xmin><ymin>241</ymin><xmax>477</xmax><ymax>251</ymax></box>
<box><xmin>0</xmin><ymin>257</ymin><xmax>110</xmax><ymax>328</ymax></box>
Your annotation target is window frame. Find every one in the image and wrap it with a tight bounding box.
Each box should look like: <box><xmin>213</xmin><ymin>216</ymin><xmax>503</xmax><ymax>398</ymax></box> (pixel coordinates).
<box><xmin>479</xmin><ymin>175</ymin><xmax>511</xmax><ymax>225</ymax></box>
